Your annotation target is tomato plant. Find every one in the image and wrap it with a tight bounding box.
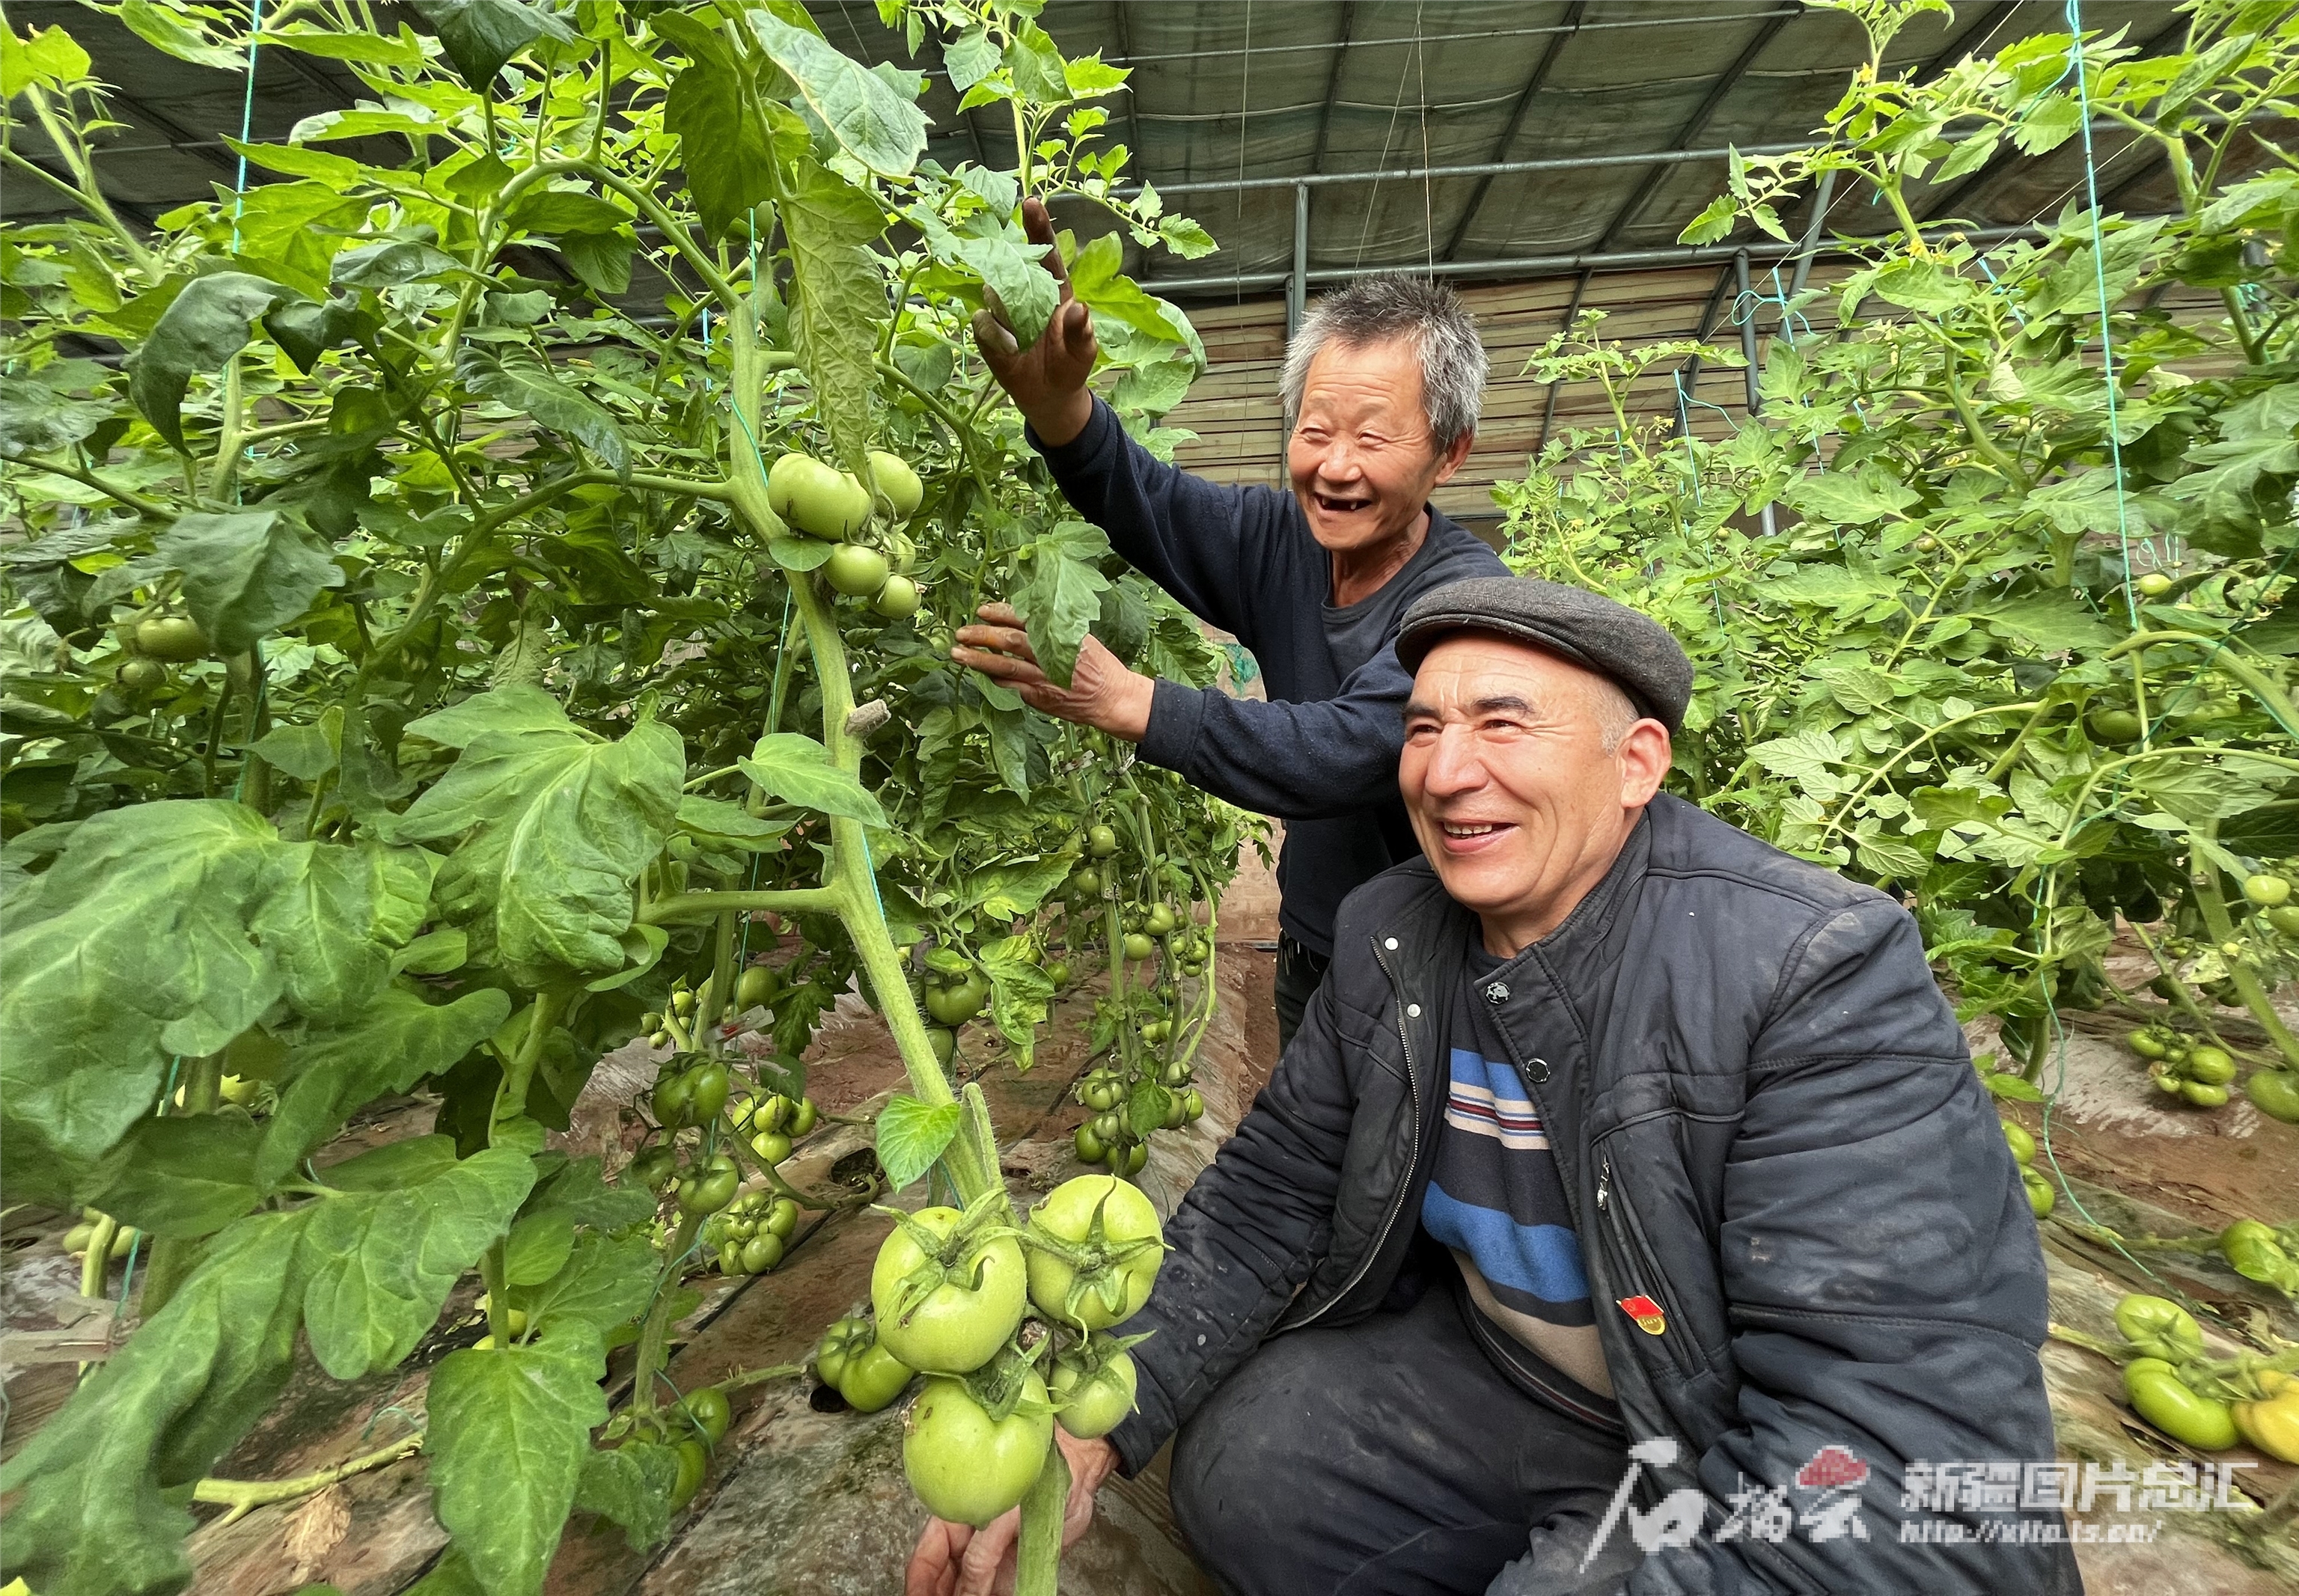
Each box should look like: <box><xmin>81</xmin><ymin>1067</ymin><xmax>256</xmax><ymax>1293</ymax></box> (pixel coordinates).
<box><xmin>0</xmin><ymin>1</ymin><xmax>1234</xmax><ymax>1592</ymax></box>
<box><xmin>1498</xmin><ymin>1</ymin><xmax>2299</xmax><ymax>1115</ymax></box>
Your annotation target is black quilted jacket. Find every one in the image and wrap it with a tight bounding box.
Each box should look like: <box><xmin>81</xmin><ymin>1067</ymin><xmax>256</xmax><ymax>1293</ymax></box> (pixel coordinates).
<box><xmin>1110</xmin><ymin>792</ymin><xmax>2081</xmax><ymax>1595</ymax></box>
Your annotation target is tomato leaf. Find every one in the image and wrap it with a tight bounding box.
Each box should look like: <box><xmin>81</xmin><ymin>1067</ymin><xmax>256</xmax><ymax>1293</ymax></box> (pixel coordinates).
<box><xmin>0</xmin><ymin>1212</ymin><xmax>308</xmax><ymax>1596</ymax></box>
<box><xmin>1126</xmin><ymin>1079</ymin><xmax>1173</xmax><ymax>1140</ymax></box>
<box><xmin>405</xmin><ymin>0</ymin><xmax>575</xmax><ymax>92</ymax></box>
<box><xmin>664</xmin><ymin>58</ymin><xmax>780</xmax><ymax>242</ymax></box>
<box><xmin>258</xmin><ymin>987</ymin><xmax>513</xmax><ymax>1187</ymax></box>
<box><xmin>1</xmin><ymin>802</ymin><xmax>418</xmax><ymax>1199</ymax></box>
<box><xmin>254</xmin><ymin>839</ymin><xmax>435</xmax><ymax>1020</ymax></box>
<box><xmin>510</xmin><ymin>1232</ymin><xmax>659</xmax><ymax>1336</ymax></box>
<box><xmin>116</xmin><ymin>0</ymin><xmax>243</xmax><ymax>72</ymax></box>
<box><xmin>676</xmin><ymin>795</ymin><xmax>790</xmax><ymax>851</ymax></box>
<box><xmin>125</xmin><ymin>273</ymin><xmax>299</xmax><ymax>450</ymax></box>
<box><xmin>426</xmin><ymin>1327</ymin><xmax>611</xmax><ymax>1596</ymax></box>
<box><xmin>504</xmin><ymin>1210</ymin><xmax>578</xmax><ymax>1287</ymax></box>
<box><xmin>155</xmin><ymin>508</ymin><xmax>346</xmax><ymax>655</ymax></box>
<box><xmin>301</xmin><ymin>1144</ymin><xmax>536</xmax><ymax>1380</ymax></box>
<box><xmin>458</xmin><ymin>346</ymin><xmax>630</xmax><ymax>477</ymax></box>
<box><xmin>1013</xmin><ymin>543</ymin><xmax>1111</xmax><ymax>690</ymax></box>
<box><xmin>737</xmin><ymin>733</ymin><xmax>888</xmax><ymax>825</ymax></box>
<box><xmin>390</xmin><ymin>698</ymin><xmax>684</xmax><ymax>976</ymax></box>
<box><xmin>88</xmin><ymin>1112</ymin><xmax>267</xmax><ymax>1238</ymax></box>
<box><xmin>781</xmin><ymin>158</ymin><xmax>888</xmax><ymax>481</ymax></box>
<box><xmin>875</xmin><ymin>1093</ymin><xmax>961</xmax><ymax>1191</ymax></box>
<box><xmin>748</xmin><ymin>9</ymin><xmax>927</xmax><ymax>177</ymax></box>
<box><xmin>976</xmin><ymin>935</ymin><xmax>1054</xmax><ymax>1068</ymax></box>
<box><xmin>960</xmin><ymin>855</ymin><xmax>1075</xmax><ymax>920</ymax></box>
<box><xmin>573</xmin><ymin>1440</ymin><xmax>682</xmax><ymax>1550</ymax></box>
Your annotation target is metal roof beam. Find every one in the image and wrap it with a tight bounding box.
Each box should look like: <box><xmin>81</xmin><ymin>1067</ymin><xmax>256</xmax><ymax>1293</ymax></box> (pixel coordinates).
<box><xmin>1595</xmin><ymin>9</ymin><xmax>1796</xmax><ymax>252</ymax></box>
<box><xmin>1138</xmin><ymin>218</ymin><xmax>2144</xmax><ymax>296</ymax></box>
<box><xmin>1306</xmin><ymin>1</ymin><xmax>1355</xmax><ymax>176</ymax></box>
<box><xmin>1109</xmin><ymin>1</ymin><xmax>1146</xmax><ymax>174</ymax></box>
<box><xmin>1441</xmin><ymin>1</ymin><xmax>1584</xmax><ymax>262</ymax></box>
<box><xmin>1098</xmin><ymin>7</ymin><xmax>1801</xmax><ymax>70</ymax></box>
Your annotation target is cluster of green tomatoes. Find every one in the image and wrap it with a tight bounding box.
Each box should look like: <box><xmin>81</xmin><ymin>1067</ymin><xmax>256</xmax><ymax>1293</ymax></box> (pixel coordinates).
<box><xmin>2110</xmin><ymin>1291</ymin><xmax>2299</xmax><ymax>1464</ymax></box>
<box><xmin>767</xmin><ymin>449</ymin><xmax>927</xmax><ymax>620</ymax></box>
<box><xmin>2125</xmin><ymin>1026</ymin><xmax>2241</xmax><ymax>1108</ymax></box>
<box><xmin>1072</xmin><ymin>1052</ymin><xmax>1203</xmax><ymax>1175</ymax></box>
<box><xmin>108</xmin><ymin>608</ymin><xmax>210</xmax><ymax>693</ymax></box>
<box><xmin>1998</xmin><ymin>1119</ymin><xmax>2054</xmax><ymax>1218</ymax></box>
<box><xmin>697</xmin><ymin>1188</ymin><xmax>801</xmax><ymax>1277</ymax></box>
<box><xmin>807</xmin><ymin>1175</ymin><xmax>1167</xmax><ymax>1528</ymax></box>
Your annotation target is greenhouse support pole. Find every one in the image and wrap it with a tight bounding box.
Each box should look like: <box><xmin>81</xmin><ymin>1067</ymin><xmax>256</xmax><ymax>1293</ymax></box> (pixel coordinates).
<box><xmin>1786</xmin><ymin>169</ymin><xmax>1837</xmax><ymax>300</ymax></box>
<box><xmin>1286</xmin><ymin>183</ymin><xmax>1308</xmax><ymax>338</ymax></box>
<box><xmin>1735</xmin><ymin>249</ymin><xmax>1775</xmax><ymax>535</ymax></box>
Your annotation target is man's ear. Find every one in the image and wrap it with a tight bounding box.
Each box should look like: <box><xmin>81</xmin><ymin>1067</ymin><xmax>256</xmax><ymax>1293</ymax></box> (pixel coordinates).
<box><xmin>1618</xmin><ymin>721</ymin><xmax>1672</xmax><ymax>809</ymax></box>
<box><xmin>1430</xmin><ymin>428</ymin><xmax>1474</xmax><ymax>486</ymax></box>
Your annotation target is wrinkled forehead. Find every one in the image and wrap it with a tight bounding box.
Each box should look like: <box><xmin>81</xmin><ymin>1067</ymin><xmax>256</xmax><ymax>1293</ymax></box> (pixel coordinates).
<box><xmin>1403</xmin><ymin>632</ymin><xmax>1605</xmax><ymax>718</ymax></box>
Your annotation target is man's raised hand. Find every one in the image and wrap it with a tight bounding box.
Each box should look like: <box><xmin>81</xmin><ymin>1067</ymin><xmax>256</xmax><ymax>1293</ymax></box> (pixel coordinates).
<box><xmin>970</xmin><ymin>198</ymin><xmax>1099</xmax><ymax>447</ymax></box>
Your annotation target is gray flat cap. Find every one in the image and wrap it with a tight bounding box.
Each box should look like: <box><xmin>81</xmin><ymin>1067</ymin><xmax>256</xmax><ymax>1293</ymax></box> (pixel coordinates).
<box><xmin>1396</xmin><ymin>576</ymin><xmax>1694</xmax><ymax>733</ymax></box>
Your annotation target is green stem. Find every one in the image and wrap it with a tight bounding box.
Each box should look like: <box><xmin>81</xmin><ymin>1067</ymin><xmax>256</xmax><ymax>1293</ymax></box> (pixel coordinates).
<box><xmin>2187</xmin><ymin>836</ymin><xmax>2299</xmax><ymax>1068</ymax></box>
<box><xmin>1014</xmin><ymin>1438</ymin><xmax>1069</xmax><ymax>1596</ymax></box>
<box><xmin>79</xmin><ymin>1213</ymin><xmax>117</xmax><ymax>1304</ymax></box>
<box><xmin>0</xmin><ymin>454</ymin><xmax>170</xmax><ymax>519</ymax></box>
<box><xmin>193</xmin><ymin>1434</ymin><xmax>423</xmax><ymax>1526</ymax></box>
<box><xmin>20</xmin><ymin>85</ymin><xmax>159</xmax><ymax>275</ymax></box>
<box><xmin>493</xmin><ymin>989</ymin><xmax>570</xmax><ymax>1133</ymax></box>
<box><xmin>632</xmin><ymin>1211</ymin><xmax>702</xmax><ymax>1416</ymax></box>
<box><xmin>2127</xmin><ymin>920</ymin><xmax>2240</xmax><ymax>1057</ymax></box>
<box><xmin>640</xmin><ymin>887</ymin><xmax>841</xmax><ymax>925</ymax></box>
<box><xmin>204</xmin><ymin>356</ymin><xmax>246</xmax><ymax>501</ymax></box>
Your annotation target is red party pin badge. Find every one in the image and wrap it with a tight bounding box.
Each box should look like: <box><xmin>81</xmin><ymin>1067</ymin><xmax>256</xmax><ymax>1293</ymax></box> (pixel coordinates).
<box><xmin>1616</xmin><ymin>1294</ymin><xmax>1667</xmax><ymax>1335</ymax></box>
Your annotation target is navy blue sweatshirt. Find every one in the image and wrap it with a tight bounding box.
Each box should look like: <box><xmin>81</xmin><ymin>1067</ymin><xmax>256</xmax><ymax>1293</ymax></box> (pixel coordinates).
<box><xmin>1032</xmin><ymin>399</ymin><xmax>1506</xmax><ymax>957</ymax></box>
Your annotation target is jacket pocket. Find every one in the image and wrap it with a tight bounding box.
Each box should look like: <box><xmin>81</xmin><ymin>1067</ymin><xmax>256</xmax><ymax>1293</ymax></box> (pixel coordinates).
<box><xmin>1596</xmin><ymin>1152</ymin><xmax>1701</xmax><ymax>1380</ymax></box>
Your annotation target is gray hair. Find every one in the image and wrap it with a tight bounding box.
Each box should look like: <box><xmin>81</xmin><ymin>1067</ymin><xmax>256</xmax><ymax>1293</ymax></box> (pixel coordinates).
<box><xmin>1280</xmin><ymin>275</ymin><xmax>1488</xmax><ymax>449</ymax></box>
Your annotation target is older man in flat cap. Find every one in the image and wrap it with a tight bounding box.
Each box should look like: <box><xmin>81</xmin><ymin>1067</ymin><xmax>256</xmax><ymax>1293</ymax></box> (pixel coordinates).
<box><xmin>909</xmin><ymin>578</ymin><xmax>2078</xmax><ymax>1596</ymax></box>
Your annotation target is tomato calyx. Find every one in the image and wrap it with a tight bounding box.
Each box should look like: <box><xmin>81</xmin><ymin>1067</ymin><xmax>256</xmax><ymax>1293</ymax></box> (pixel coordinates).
<box><xmin>1048</xmin><ymin>1328</ymin><xmax>1148</xmax><ymax>1440</ymax></box>
<box><xmin>957</xmin><ymin>1331</ymin><xmax>1056</xmax><ymax>1426</ymax></box>
<box><xmin>873</xmin><ymin>1190</ymin><xmax>1025</xmax><ymax>1328</ymax></box>
<box><xmin>1023</xmin><ymin>1184</ymin><xmax>1169</xmax><ymax>1329</ymax></box>
<box><xmin>2113</xmin><ymin>1293</ymin><xmax>2206</xmax><ymax>1363</ymax></box>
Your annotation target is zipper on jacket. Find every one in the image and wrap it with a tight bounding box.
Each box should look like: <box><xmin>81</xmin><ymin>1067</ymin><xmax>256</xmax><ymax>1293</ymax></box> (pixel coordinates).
<box><xmin>1598</xmin><ymin>1154</ymin><xmax>1699</xmax><ymax>1378</ymax></box>
<box><xmin>1283</xmin><ymin>934</ymin><xmax>1425</xmax><ymax>1333</ymax></box>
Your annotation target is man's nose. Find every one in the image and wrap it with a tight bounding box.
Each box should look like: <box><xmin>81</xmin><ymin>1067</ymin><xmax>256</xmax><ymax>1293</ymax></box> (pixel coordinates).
<box><xmin>1419</xmin><ymin>724</ymin><xmax>1486</xmax><ymax>795</ymax></box>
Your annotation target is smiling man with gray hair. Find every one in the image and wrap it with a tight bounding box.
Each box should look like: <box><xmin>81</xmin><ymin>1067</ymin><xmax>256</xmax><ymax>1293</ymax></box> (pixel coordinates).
<box><xmin>950</xmin><ymin>200</ymin><xmax>1506</xmax><ymax>1046</ymax></box>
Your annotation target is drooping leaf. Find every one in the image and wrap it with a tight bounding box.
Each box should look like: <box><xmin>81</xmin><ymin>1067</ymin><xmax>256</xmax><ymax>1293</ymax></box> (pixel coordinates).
<box><xmin>88</xmin><ymin>1112</ymin><xmax>267</xmax><ymax>1238</ymax></box>
<box><xmin>259</xmin><ymin>988</ymin><xmax>512</xmax><ymax>1187</ymax></box>
<box><xmin>301</xmin><ymin>1143</ymin><xmax>536</xmax><ymax>1379</ymax></box>
<box><xmin>253</xmin><ymin>840</ymin><xmax>435</xmax><ymax>1019</ymax></box>
<box><xmin>781</xmin><ymin>158</ymin><xmax>887</xmax><ymax>478</ymax></box>
<box><xmin>976</xmin><ymin>935</ymin><xmax>1054</xmax><ymax>1068</ymax></box>
<box><xmin>125</xmin><ymin>273</ymin><xmax>296</xmax><ymax>450</ymax></box>
<box><xmin>737</xmin><ymin>733</ymin><xmax>888</xmax><ymax>825</ymax></box>
<box><xmin>748</xmin><ymin>9</ymin><xmax>927</xmax><ymax>177</ymax></box>
<box><xmin>664</xmin><ymin>58</ymin><xmax>778</xmax><ymax>242</ymax></box>
<box><xmin>573</xmin><ymin>1442</ymin><xmax>682</xmax><ymax>1551</ymax></box>
<box><xmin>156</xmin><ymin>509</ymin><xmax>346</xmax><ymax>655</ymax></box>
<box><xmin>874</xmin><ymin>1093</ymin><xmax>961</xmax><ymax>1190</ymax></box>
<box><xmin>457</xmin><ymin>346</ymin><xmax>630</xmax><ymax>476</ymax></box>
<box><xmin>1014</xmin><ymin>544</ymin><xmax>1111</xmax><ymax>688</ymax></box>
<box><xmin>406</xmin><ymin>0</ymin><xmax>575</xmax><ymax>91</ymax></box>
<box><xmin>426</xmin><ymin>1327</ymin><xmax>611</xmax><ymax>1596</ymax></box>
<box><xmin>0</xmin><ymin>1213</ymin><xmax>308</xmax><ymax>1596</ymax></box>
<box><xmin>116</xmin><ymin>0</ymin><xmax>242</xmax><ymax>71</ymax></box>
<box><xmin>390</xmin><ymin>697</ymin><xmax>684</xmax><ymax>976</ymax></box>
<box><xmin>510</xmin><ymin>1231</ymin><xmax>659</xmax><ymax>1336</ymax></box>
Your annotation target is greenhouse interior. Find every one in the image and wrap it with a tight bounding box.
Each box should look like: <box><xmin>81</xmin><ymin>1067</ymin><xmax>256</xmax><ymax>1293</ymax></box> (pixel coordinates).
<box><xmin>3</xmin><ymin>1</ymin><xmax>2298</xmax><ymax>1594</ymax></box>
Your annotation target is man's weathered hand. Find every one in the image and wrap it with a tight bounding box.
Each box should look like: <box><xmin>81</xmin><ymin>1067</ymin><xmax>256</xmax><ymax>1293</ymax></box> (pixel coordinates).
<box><xmin>951</xmin><ymin>602</ymin><xmax>1152</xmax><ymax>742</ymax></box>
<box><xmin>903</xmin><ymin>1432</ymin><xmax>1118</xmax><ymax>1596</ymax></box>
<box><xmin>970</xmin><ymin>198</ymin><xmax>1097</xmax><ymax>447</ymax></box>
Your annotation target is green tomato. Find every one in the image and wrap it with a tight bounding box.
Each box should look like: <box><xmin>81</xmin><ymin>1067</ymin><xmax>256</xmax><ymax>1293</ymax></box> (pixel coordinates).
<box><xmin>2268</xmin><ymin>906</ymin><xmax>2299</xmax><ymax>937</ymax></box>
<box><xmin>1073</xmin><ymin>1124</ymin><xmax>1106</xmax><ymax>1164</ymax></box>
<box><xmin>1025</xmin><ymin>1175</ymin><xmax>1164</xmax><ymax>1330</ymax></box>
<box><xmin>750</xmin><ymin>1130</ymin><xmax>793</xmax><ymax>1165</ymax></box>
<box><xmin>1160</xmin><ymin>1060</ymin><xmax>1193</xmax><ymax>1088</ymax></box>
<box><xmin>1122</xmin><ymin>932</ymin><xmax>1156</xmax><ymax>962</ymax></box>
<box><xmin>2244</xmin><ymin>873</ymin><xmax>2293</xmax><ymax>908</ymax></box>
<box><xmin>651</xmin><ymin>1068</ymin><xmax>696</xmax><ymax>1128</ymax></box>
<box><xmin>926</xmin><ymin>1025</ymin><xmax>959</xmax><ymax>1066</ymax></box>
<box><xmin>685</xmin><ymin>1063</ymin><xmax>730</xmax><ymax>1125</ymax></box>
<box><xmin>1087</xmin><ymin>825</ymin><xmax>1119</xmax><ymax>859</ymax></box>
<box><xmin>134</xmin><ymin>615</ymin><xmax>207</xmax><ymax>661</ymax></box>
<box><xmin>825</xmin><ymin>542</ymin><xmax>892</xmax><ymax>598</ymax></box>
<box><xmin>2115</xmin><ymin>1294</ymin><xmax>2205</xmax><ymax>1361</ymax></box>
<box><xmin>788</xmin><ymin>1096</ymin><xmax>818</xmax><ymax>1137</ymax></box>
<box><xmin>2181</xmin><ymin>1080</ymin><xmax>2231</xmax><ymax>1107</ymax></box>
<box><xmin>924</xmin><ymin>975</ymin><xmax>989</xmax><ymax>1027</ymax></box>
<box><xmin>2184</xmin><ymin>1047</ymin><xmax>2237</xmax><ymax>1084</ymax></box>
<box><xmin>2246</xmin><ymin>1068</ymin><xmax>2299</xmax><ymax>1123</ymax></box>
<box><xmin>1081</xmin><ymin>1080</ymin><xmax>1123</xmax><ymax>1113</ymax></box>
<box><xmin>1044</xmin><ymin>959</ymin><xmax>1072</xmax><ymax>987</ymax></box>
<box><xmin>2022</xmin><ymin>1168</ymin><xmax>2055</xmax><ymax>1218</ymax></box>
<box><xmin>1180</xmin><ymin>1089</ymin><xmax>1204</xmax><ymax>1122</ymax></box>
<box><xmin>2086</xmin><ymin>709</ymin><xmax>2145</xmax><ymax>745</ymax></box>
<box><xmin>678</xmin><ymin>1154</ymin><xmax>741</xmax><ymax>1217</ymax></box>
<box><xmin>1072</xmin><ymin>867</ymin><xmax>1102</xmax><ymax>897</ymax></box>
<box><xmin>1052</xmin><ymin>1347</ymin><xmax>1138</xmax><ymax>1440</ymax></box>
<box><xmin>814</xmin><ymin>1316</ymin><xmax>859</xmax><ymax>1389</ymax></box>
<box><xmin>766</xmin><ymin>1196</ymin><xmax>800</xmax><ymax>1239</ymax></box>
<box><xmin>868</xmin><ymin>450</ymin><xmax>924</xmax><ymax>520</ymax></box>
<box><xmin>671</xmin><ymin>1439</ymin><xmax>709</xmax><ymax>1509</ymax></box>
<box><xmin>2128</xmin><ymin>1029</ymin><xmax>2170</xmax><ymax>1060</ymax></box>
<box><xmin>870</xmin><ymin>1207</ymin><xmax>1028</xmax><ymax>1373</ymax></box>
<box><xmin>872</xmin><ymin>573</ymin><xmax>921</xmax><ymax>620</ymax></box>
<box><xmin>778</xmin><ymin>456</ymin><xmax>873</xmax><ymax>538</ymax></box>
<box><xmin>903</xmin><ymin>1372</ymin><xmax>1053</xmax><ymax>1527</ymax></box>
<box><xmin>1121</xmin><ymin>1143</ymin><xmax>1147</xmax><ymax>1175</ymax></box>
<box><xmin>117</xmin><ymin>657</ymin><xmax>168</xmax><ymax>690</ymax></box>
<box><xmin>741</xmin><ymin>1233</ymin><xmax>785</xmax><ymax>1274</ymax></box>
<box><xmin>680</xmin><ymin>1386</ymin><xmax>732</xmax><ymax>1445</ymax></box>
<box><xmin>2001</xmin><ymin>1122</ymin><xmax>2036</xmax><ymax>1165</ymax></box>
<box><xmin>1092</xmin><ymin>1110</ymin><xmax>1123</xmax><ymax>1142</ymax></box>
<box><xmin>627</xmin><ymin>1146</ymin><xmax>677</xmax><ymax>1191</ymax></box>
<box><xmin>837</xmin><ymin>1336</ymin><xmax>915</xmax><ymax>1413</ymax></box>
<box><xmin>1144</xmin><ymin>903</ymin><xmax>1178</xmax><ymax>936</ymax></box>
<box><xmin>2124</xmin><ymin>1360</ymin><xmax>2240</xmax><ymax>1450</ymax></box>
<box><xmin>735</xmin><ymin>964</ymin><xmax>777</xmax><ymax>1009</ymax></box>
